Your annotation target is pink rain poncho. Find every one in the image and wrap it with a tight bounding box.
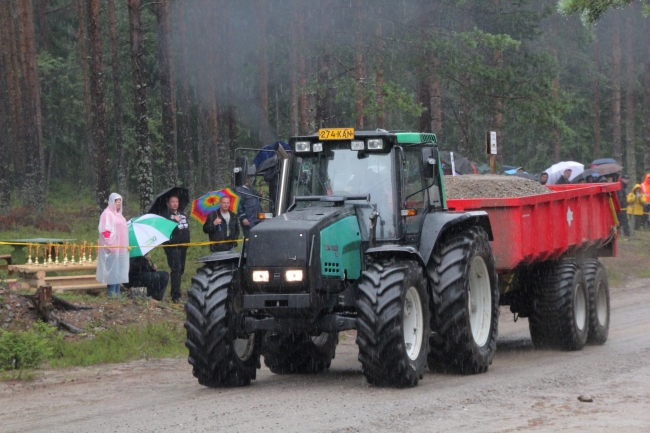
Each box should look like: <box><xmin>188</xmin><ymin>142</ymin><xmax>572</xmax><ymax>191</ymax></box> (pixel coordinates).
<box><xmin>96</xmin><ymin>193</ymin><xmax>129</xmax><ymax>285</ymax></box>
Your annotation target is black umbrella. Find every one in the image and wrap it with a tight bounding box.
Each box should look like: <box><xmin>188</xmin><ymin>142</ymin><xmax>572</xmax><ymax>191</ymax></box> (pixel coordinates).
<box><xmin>570</xmin><ymin>169</ymin><xmax>598</xmax><ymax>183</ymax></box>
<box><xmin>513</xmin><ymin>172</ymin><xmax>537</xmax><ymax>180</ymax></box>
<box><xmin>147</xmin><ymin>186</ymin><xmax>190</xmax><ymax>215</ymax></box>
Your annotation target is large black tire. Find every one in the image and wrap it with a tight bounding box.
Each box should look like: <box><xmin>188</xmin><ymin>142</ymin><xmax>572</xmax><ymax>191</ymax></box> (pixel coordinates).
<box><xmin>427</xmin><ymin>226</ymin><xmax>499</xmax><ymax>374</ymax></box>
<box><xmin>356</xmin><ymin>259</ymin><xmax>430</xmax><ymax>387</ymax></box>
<box><xmin>184</xmin><ymin>262</ymin><xmax>261</xmax><ymax>387</ymax></box>
<box><xmin>262</xmin><ymin>332</ymin><xmax>338</xmax><ymax>374</ymax></box>
<box><xmin>581</xmin><ymin>259</ymin><xmax>610</xmax><ymax>345</ymax></box>
<box><xmin>528</xmin><ymin>260</ymin><xmax>588</xmax><ymax>350</ymax></box>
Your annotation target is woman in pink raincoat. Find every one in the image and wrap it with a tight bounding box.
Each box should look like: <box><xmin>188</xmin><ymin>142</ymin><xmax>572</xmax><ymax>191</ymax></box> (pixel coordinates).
<box><xmin>96</xmin><ymin>193</ymin><xmax>129</xmax><ymax>297</ymax></box>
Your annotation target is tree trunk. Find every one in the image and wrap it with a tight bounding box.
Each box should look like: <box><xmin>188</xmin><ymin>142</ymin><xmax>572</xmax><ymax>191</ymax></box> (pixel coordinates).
<box><xmin>297</xmin><ymin>2</ymin><xmax>307</xmax><ymax>134</ymax></box>
<box><xmin>16</xmin><ymin>0</ymin><xmax>45</xmax><ymax>207</ymax></box>
<box><xmin>257</xmin><ymin>0</ymin><xmax>269</xmax><ymax>142</ymax></box>
<box><xmin>288</xmin><ymin>1</ymin><xmax>299</xmax><ymax>136</ymax></box>
<box><xmin>207</xmin><ymin>99</ymin><xmax>219</xmax><ymax>188</ymax></box>
<box><xmin>0</xmin><ymin>0</ymin><xmax>24</xmax><ymax>178</ymax></box>
<box><xmin>155</xmin><ymin>0</ymin><xmax>177</xmax><ymax>187</ymax></box>
<box><xmin>624</xmin><ymin>16</ymin><xmax>636</xmax><ymax>183</ymax></box>
<box><xmin>354</xmin><ymin>0</ymin><xmax>364</xmax><ymax>130</ymax></box>
<box><xmin>76</xmin><ymin>0</ymin><xmax>94</xmax><ymax>184</ymax></box>
<box><xmin>612</xmin><ymin>16</ymin><xmax>622</xmax><ymax>163</ymax></box>
<box><xmin>128</xmin><ymin>0</ymin><xmax>153</xmax><ymax>213</ymax></box>
<box><xmin>592</xmin><ymin>35</ymin><xmax>601</xmax><ymax>160</ymax></box>
<box><xmin>0</xmin><ymin>21</ymin><xmax>10</xmax><ymax>213</ymax></box>
<box><xmin>107</xmin><ymin>0</ymin><xmax>126</xmax><ymax>198</ymax></box>
<box><xmin>87</xmin><ymin>0</ymin><xmax>109</xmax><ymax>210</ymax></box>
<box><xmin>175</xmin><ymin>0</ymin><xmax>194</xmax><ymax>198</ymax></box>
<box><xmin>227</xmin><ymin>104</ymin><xmax>237</xmax><ymax>167</ymax></box>
<box><xmin>644</xmin><ymin>18</ymin><xmax>650</xmax><ymax>174</ymax></box>
<box><xmin>375</xmin><ymin>8</ymin><xmax>385</xmax><ymax>129</ymax></box>
<box><xmin>315</xmin><ymin>0</ymin><xmax>331</xmax><ymax>129</ymax></box>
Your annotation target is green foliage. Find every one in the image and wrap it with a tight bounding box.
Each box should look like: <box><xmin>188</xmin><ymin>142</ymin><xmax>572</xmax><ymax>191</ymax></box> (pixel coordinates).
<box><xmin>0</xmin><ymin>322</ymin><xmax>58</xmax><ymax>371</ymax></box>
<box><xmin>49</xmin><ymin>322</ymin><xmax>186</xmax><ymax>368</ymax></box>
<box><xmin>557</xmin><ymin>0</ymin><xmax>646</xmax><ymax>23</ymax></box>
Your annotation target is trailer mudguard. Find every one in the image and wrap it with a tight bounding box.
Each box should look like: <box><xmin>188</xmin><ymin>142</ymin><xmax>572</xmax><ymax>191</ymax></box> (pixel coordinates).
<box><xmin>418</xmin><ymin>211</ymin><xmax>493</xmax><ymax>265</ymax></box>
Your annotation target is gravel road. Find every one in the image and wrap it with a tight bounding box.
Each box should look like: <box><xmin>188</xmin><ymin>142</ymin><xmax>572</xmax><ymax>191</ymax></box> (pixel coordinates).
<box><xmin>1</xmin><ymin>277</ymin><xmax>649</xmax><ymax>433</ymax></box>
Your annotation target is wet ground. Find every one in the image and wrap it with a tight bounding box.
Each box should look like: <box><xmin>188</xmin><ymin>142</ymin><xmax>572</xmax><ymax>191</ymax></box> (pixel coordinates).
<box><xmin>1</xmin><ymin>277</ymin><xmax>649</xmax><ymax>432</ymax></box>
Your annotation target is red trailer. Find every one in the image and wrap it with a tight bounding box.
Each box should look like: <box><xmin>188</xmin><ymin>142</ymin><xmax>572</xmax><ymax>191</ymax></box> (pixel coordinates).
<box><xmin>446</xmin><ymin>183</ymin><xmax>619</xmax><ymax>351</ymax></box>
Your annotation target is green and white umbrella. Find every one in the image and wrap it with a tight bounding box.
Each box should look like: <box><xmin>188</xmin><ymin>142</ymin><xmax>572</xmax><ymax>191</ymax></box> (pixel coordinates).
<box><xmin>127</xmin><ymin>213</ymin><xmax>178</xmax><ymax>258</ymax></box>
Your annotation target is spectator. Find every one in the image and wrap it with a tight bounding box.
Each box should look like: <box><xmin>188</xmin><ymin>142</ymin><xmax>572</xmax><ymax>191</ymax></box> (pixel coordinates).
<box><xmin>618</xmin><ymin>175</ymin><xmax>630</xmax><ymax>237</ymax></box>
<box><xmin>627</xmin><ymin>183</ymin><xmax>647</xmax><ymax>232</ymax></box>
<box><xmin>540</xmin><ymin>172</ymin><xmax>548</xmax><ymax>185</ymax></box>
<box><xmin>160</xmin><ymin>194</ymin><xmax>190</xmax><ymax>303</ymax></box>
<box><xmin>236</xmin><ymin>176</ymin><xmax>263</xmax><ymax>236</ymax></box>
<box><xmin>516</xmin><ymin>167</ymin><xmax>525</xmax><ymax>174</ymax></box>
<box><xmin>555</xmin><ymin>168</ymin><xmax>572</xmax><ymax>185</ymax></box>
<box><xmin>97</xmin><ymin>193</ymin><xmax>129</xmax><ymax>298</ymax></box>
<box><xmin>203</xmin><ymin>196</ymin><xmax>240</xmax><ymax>252</ymax></box>
<box><xmin>124</xmin><ymin>254</ymin><xmax>169</xmax><ymax>301</ymax></box>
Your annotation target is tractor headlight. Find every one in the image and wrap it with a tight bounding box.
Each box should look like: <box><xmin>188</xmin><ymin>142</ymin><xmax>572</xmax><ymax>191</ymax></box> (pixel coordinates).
<box><xmin>295</xmin><ymin>141</ymin><xmax>310</xmax><ymax>152</ymax></box>
<box><xmin>312</xmin><ymin>142</ymin><xmax>323</xmax><ymax>152</ymax></box>
<box><xmin>285</xmin><ymin>270</ymin><xmax>303</xmax><ymax>282</ymax></box>
<box><xmin>367</xmin><ymin>139</ymin><xmax>383</xmax><ymax>150</ymax></box>
<box><xmin>351</xmin><ymin>140</ymin><xmax>365</xmax><ymax>151</ymax></box>
<box><xmin>252</xmin><ymin>270</ymin><xmax>269</xmax><ymax>282</ymax></box>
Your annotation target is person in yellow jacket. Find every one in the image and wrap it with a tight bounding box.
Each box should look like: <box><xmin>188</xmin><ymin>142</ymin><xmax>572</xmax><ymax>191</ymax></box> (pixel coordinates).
<box><xmin>627</xmin><ymin>184</ymin><xmax>647</xmax><ymax>232</ymax></box>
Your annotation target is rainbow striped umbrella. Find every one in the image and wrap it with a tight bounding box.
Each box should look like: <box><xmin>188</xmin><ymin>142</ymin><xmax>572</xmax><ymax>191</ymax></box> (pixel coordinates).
<box><xmin>190</xmin><ymin>188</ymin><xmax>240</xmax><ymax>224</ymax></box>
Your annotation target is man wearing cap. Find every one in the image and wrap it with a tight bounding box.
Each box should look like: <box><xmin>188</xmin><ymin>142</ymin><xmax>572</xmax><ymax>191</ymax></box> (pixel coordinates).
<box><xmin>555</xmin><ymin>168</ymin><xmax>572</xmax><ymax>185</ymax></box>
<box><xmin>617</xmin><ymin>175</ymin><xmax>630</xmax><ymax>237</ymax></box>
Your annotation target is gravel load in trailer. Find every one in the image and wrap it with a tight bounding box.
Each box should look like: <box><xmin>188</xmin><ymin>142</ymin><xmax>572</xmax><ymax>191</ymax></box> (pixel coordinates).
<box><xmin>444</xmin><ymin>175</ymin><xmax>551</xmax><ymax>199</ymax></box>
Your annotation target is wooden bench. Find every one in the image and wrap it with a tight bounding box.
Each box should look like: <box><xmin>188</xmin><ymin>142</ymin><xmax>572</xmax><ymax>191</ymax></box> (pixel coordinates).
<box><xmin>7</xmin><ymin>263</ymin><xmax>106</xmax><ymax>294</ymax></box>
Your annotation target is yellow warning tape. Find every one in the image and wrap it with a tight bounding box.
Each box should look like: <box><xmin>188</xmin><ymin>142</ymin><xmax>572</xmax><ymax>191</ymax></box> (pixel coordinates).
<box><xmin>0</xmin><ymin>239</ymin><xmax>244</xmax><ymax>251</ymax></box>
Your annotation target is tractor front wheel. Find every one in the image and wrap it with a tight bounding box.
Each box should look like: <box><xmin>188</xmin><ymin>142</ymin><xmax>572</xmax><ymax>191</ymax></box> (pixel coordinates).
<box><xmin>184</xmin><ymin>262</ymin><xmax>260</xmax><ymax>387</ymax></box>
<box><xmin>356</xmin><ymin>259</ymin><xmax>430</xmax><ymax>387</ymax></box>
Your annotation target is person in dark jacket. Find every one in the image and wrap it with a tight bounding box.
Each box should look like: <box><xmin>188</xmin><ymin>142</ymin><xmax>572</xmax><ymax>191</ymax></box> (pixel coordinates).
<box><xmin>236</xmin><ymin>176</ymin><xmax>263</xmax><ymax>236</ymax></box>
<box><xmin>555</xmin><ymin>168</ymin><xmax>572</xmax><ymax>185</ymax></box>
<box><xmin>124</xmin><ymin>254</ymin><xmax>169</xmax><ymax>301</ymax></box>
<box><xmin>203</xmin><ymin>196</ymin><xmax>240</xmax><ymax>252</ymax></box>
<box><xmin>617</xmin><ymin>175</ymin><xmax>630</xmax><ymax>237</ymax></box>
<box><xmin>159</xmin><ymin>194</ymin><xmax>190</xmax><ymax>303</ymax></box>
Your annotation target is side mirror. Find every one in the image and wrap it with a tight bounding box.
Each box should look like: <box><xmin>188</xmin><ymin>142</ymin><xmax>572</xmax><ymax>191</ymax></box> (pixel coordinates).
<box><xmin>422</xmin><ymin>147</ymin><xmax>436</xmax><ymax>178</ymax></box>
<box><xmin>233</xmin><ymin>156</ymin><xmax>249</xmax><ymax>187</ymax></box>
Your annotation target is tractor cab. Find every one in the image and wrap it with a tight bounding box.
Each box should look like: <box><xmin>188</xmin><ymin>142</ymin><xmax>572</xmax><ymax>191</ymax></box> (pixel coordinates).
<box><xmin>283</xmin><ymin>129</ymin><xmax>445</xmax><ymax>245</ymax></box>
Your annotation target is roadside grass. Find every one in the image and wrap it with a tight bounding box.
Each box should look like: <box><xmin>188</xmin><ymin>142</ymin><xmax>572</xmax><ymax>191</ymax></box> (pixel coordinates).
<box><xmin>0</xmin><ymin>321</ymin><xmax>187</xmax><ymax>379</ymax></box>
<box><xmin>48</xmin><ymin>322</ymin><xmax>187</xmax><ymax>368</ymax></box>
<box><xmin>602</xmin><ymin>230</ymin><xmax>650</xmax><ymax>285</ymax></box>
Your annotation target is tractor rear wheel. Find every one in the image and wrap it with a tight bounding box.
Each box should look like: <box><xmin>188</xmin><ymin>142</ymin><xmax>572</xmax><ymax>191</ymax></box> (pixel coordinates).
<box><xmin>262</xmin><ymin>332</ymin><xmax>338</xmax><ymax>374</ymax></box>
<box><xmin>529</xmin><ymin>260</ymin><xmax>588</xmax><ymax>350</ymax></box>
<box><xmin>184</xmin><ymin>262</ymin><xmax>260</xmax><ymax>387</ymax></box>
<box><xmin>581</xmin><ymin>259</ymin><xmax>610</xmax><ymax>345</ymax></box>
<box><xmin>356</xmin><ymin>259</ymin><xmax>430</xmax><ymax>387</ymax></box>
<box><xmin>427</xmin><ymin>226</ymin><xmax>499</xmax><ymax>374</ymax></box>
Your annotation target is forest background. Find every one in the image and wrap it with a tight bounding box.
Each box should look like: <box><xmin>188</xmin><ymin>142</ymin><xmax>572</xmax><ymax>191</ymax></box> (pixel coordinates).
<box><xmin>0</xmin><ymin>0</ymin><xmax>649</xmax><ymax>215</ymax></box>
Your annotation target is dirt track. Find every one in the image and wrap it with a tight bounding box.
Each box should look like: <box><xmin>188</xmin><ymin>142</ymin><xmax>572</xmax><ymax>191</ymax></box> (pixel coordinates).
<box><xmin>1</xmin><ymin>278</ymin><xmax>650</xmax><ymax>433</ymax></box>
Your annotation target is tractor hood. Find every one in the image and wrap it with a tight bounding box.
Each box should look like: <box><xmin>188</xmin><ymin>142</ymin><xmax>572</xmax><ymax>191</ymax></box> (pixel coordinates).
<box><xmin>246</xmin><ymin>205</ymin><xmax>356</xmax><ymax>268</ymax></box>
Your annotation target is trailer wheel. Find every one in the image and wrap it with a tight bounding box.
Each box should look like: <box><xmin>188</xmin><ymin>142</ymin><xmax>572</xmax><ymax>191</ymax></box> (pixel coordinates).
<box><xmin>529</xmin><ymin>261</ymin><xmax>588</xmax><ymax>350</ymax></box>
<box><xmin>356</xmin><ymin>259</ymin><xmax>430</xmax><ymax>387</ymax></box>
<box><xmin>427</xmin><ymin>226</ymin><xmax>499</xmax><ymax>374</ymax></box>
<box><xmin>262</xmin><ymin>332</ymin><xmax>338</xmax><ymax>374</ymax></box>
<box><xmin>184</xmin><ymin>263</ymin><xmax>260</xmax><ymax>387</ymax></box>
<box><xmin>581</xmin><ymin>260</ymin><xmax>610</xmax><ymax>345</ymax></box>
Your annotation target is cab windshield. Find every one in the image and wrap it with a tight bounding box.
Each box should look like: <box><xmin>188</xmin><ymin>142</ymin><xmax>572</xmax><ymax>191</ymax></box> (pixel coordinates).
<box><xmin>289</xmin><ymin>145</ymin><xmax>396</xmax><ymax>239</ymax></box>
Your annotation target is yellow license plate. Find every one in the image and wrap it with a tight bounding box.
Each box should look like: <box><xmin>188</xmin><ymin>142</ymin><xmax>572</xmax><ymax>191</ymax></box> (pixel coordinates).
<box><xmin>319</xmin><ymin>128</ymin><xmax>354</xmax><ymax>140</ymax></box>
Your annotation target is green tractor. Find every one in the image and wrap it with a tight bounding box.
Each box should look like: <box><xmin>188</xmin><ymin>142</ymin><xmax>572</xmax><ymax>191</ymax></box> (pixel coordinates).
<box><xmin>184</xmin><ymin>129</ymin><xmax>499</xmax><ymax>388</ymax></box>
